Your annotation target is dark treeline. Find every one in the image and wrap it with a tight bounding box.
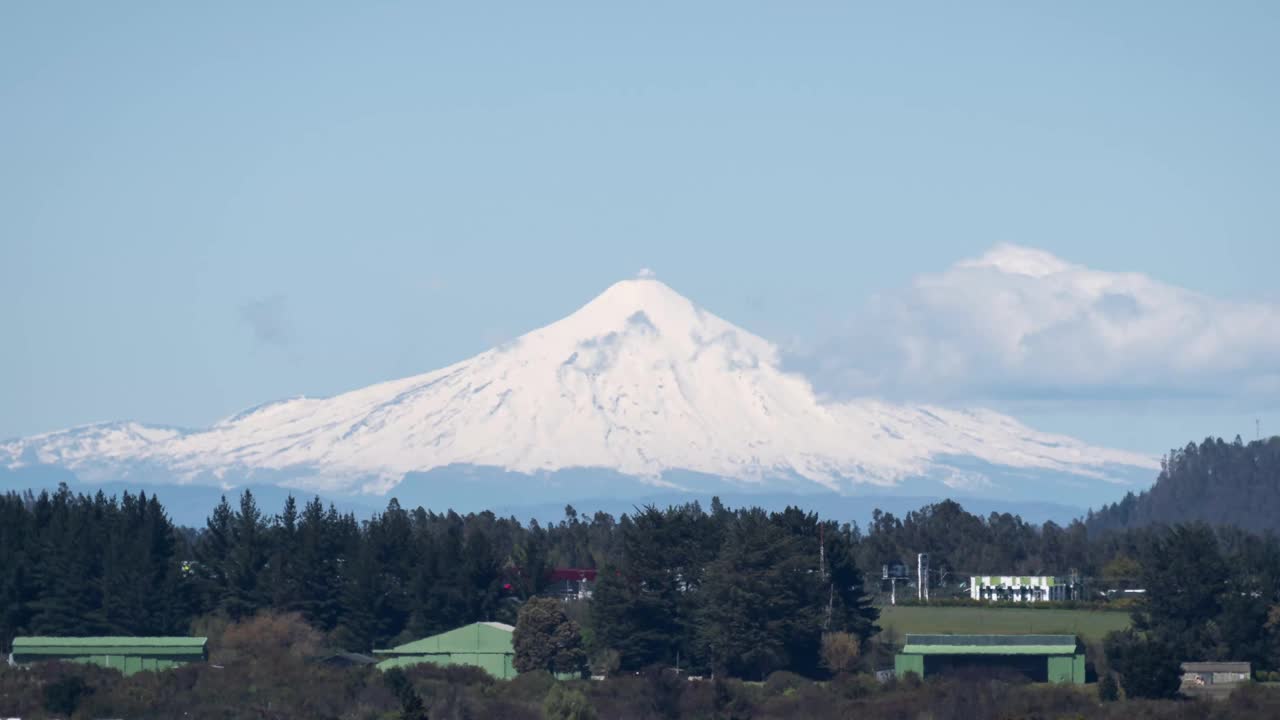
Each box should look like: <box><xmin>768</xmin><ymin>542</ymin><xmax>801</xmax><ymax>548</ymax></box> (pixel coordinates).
<box><xmin>1089</xmin><ymin>436</ymin><xmax>1280</xmax><ymax>533</ymax></box>
<box><xmin>0</xmin><ymin>486</ymin><xmax>623</xmax><ymax>656</ymax></box>
<box><xmin>1104</xmin><ymin>523</ymin><xmax>1280</xmax><ymax>698</ymax></box>
<box><xmin>2</xmin><ymin>486</ymin><xmax>883</xmax><ymax>679</ymax></box>
<box><xmin>4</xmin><ymin>481</ymin><xmax>1280</xmax><ymax>679</ymax></box>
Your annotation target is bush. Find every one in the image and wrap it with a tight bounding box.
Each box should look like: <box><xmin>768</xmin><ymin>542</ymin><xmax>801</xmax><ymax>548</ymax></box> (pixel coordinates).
<box><xmin>402</xmin><ymin>661</ymin><xmax>495</xmax><ymax>687</ymax></box>
<box><xmin>763</xmin><ymin>670</ymin><xmax>808</xmax><ymax>697</ymax></box>
<box><xmin>212</xmin><ymin>611</ymin><xmax>323</xmax><ymax>667</ymax></box>
<box><xmin>831</xmin><ymin>671</ymin><xmax>881</xmax><ymax>700</ymax></box>
<box><xmin>645</xmin><ymin>667</ymin><xmax>684</xmax><ymax>719</ymax></box>
<box><xmin>1099</xmin><ymin>673</ymin><xmax>1120</xmax><ymax>701</ymax></box>
<box><xmin>1104</xmin><ymin>629</ymin><xmax>1180</xmax><ymax>700</ymax></box>
<box><xmin>501</xmin><ymin>669</ymin><xmax>556</xmax><ymax>704</ymax></box>
<box><xmin>43</xmin><ymin>673</ymin><xmax>91</xmax><ymax>716</ymax></box>
<box><xmin>820</xmin><ymin>632</ymin><xmax>862</xmax><ymax>675</ymax></box>
<box><xmin>543</xmin><ymin>683</ymin><xmax>596</xmax><ymax>720</ymax></box>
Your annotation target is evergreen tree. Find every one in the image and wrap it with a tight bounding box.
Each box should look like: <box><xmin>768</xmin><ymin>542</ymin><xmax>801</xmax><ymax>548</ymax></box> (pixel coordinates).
<box><xmin>514</xmin><ymin>597</ymin><xmax>587</xmax><ymax>675</ymax></box>
<box><xmin>698</xmin><ymin>509</ymin><xmax>823</xmax><ymax>679</ymax></box>
<box><xmin>222</xmin><ymin>490</ymin><xmax>270</xmax><ymax>619</ymax></box>
<box><xmin>268</xmin><ymin>495</ymin><xmax>303</xmax><ymax>613</ymax></box>
<box><xmin>1133</xmin><ymin>523</ymin><xmax>1226</xmax><ymax>659</ymax></box>
<box><xmin>588</xmin><ymin>509</ymin><xmax>685</xmax><ymax>670</ymax></box>
<box><xmin>1104</xmin><ymin>629</ymin><xmax>1181</xmax><ymax>699</ymax></box>
<box><xmin>292</xmin><ymin>498</ymin><xmax>346</xmax><ymax>631</ymax></box>
<box><xmin>28</xmin><ymin>488</ymin><xmax>105</xmax><ymax>635</ymax></box>
<box><xmin>194</xmin><ymin>495</ymin><xmax>235</xmax><ymax>616</ymax></box>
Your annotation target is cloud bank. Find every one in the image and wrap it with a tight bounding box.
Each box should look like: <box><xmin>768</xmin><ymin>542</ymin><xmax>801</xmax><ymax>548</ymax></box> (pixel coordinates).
<box><xmin>793</xmin><ymin>245</ymin><xmax>1280</xmax><ymax>406</ymax></box>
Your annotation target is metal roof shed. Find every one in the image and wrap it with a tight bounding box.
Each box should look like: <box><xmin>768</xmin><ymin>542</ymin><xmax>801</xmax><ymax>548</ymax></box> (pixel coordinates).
<box><xmin>10</xmin><ymin>636</ymin><xmax>208</xmax><ymax>676</ymax></box>
<box><xmin>374</xmin><ymin>622</ymin><xmax>517</xmax><ymax>679</ymax></box>
<box><xmin>895</xmin><ymin>634</ymin><xmax>1085</xmax><ymax>684</ymax></box>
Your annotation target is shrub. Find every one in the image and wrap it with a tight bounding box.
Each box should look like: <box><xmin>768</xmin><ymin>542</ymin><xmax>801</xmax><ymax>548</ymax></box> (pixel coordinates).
<box><xmin>1104</xmin><ymin>629</ymin><xmax>1180</xmax><ymax>700</ymax></box>
<box><xmin>403</xmin><ymin>661</ymin><xmax>495</xmax><ymax>687</ymax></box>
<box><xmin>645</xmin><ymin>667</ymin><xmax>684</xmax><ymax>719</ymax></box>
<box><xmin>502</xmin><ymin>669</ymin><xmax>556</xmax><ymax>704</ymax></box>
<box><xmin>543</xmin><ymin>683</ymin><xmax>596</xmax><ymax>720</ymax></box>
<box><xmin>820</xmin><ymin>632</ymin><xmax>863</xmax><ymax>675</ymax></box>
<box><xmin>832</xmin><ymin>671</ymin><xmax>881</xmax><ymax>700</ymax></box>
<box><xmin>212</xmin><ymin>611</ymin><xmax>323</xmax><ymax>667</ymax></box>
<box><xmin>1099</xmin><ymin>673</ymin><xmax>1120</xmax><ymax>701</ymax></box>
<box><xmin>763</xmin><ymin>670</ymin><xmax>808</xmax><ymax>696</ymax></box>
<box><xmin>43</xmin><ymin>673</ymin><xmax>91</xmax><ymax>716</ymax></box>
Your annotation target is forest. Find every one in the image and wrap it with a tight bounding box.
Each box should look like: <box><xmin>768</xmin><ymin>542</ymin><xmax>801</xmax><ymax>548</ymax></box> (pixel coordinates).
<box><xmin>2</xmin><ymin>441</ymin><xmax>1280</xmax><ymax>718</ymax></box>
<box><xmin>1088</xmin><ymin>436</ymin><xmax>1280</xmax><ymax>533</ymax></box>
<box><xmin>4</xmin><ymin>479</ymin><xmax>1280</xmax><ymax>669</ymax></box>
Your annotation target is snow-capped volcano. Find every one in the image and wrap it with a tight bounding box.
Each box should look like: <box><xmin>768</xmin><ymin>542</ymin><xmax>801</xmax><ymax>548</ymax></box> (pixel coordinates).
<box><xmin>1</xmin><ymin>275</ymin><xmax>1156</xmax><ymax>500</ymax></box>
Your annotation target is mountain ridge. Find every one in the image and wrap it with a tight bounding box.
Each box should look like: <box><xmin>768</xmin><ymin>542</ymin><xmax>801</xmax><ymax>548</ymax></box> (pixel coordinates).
<box><xmin>1087</xmin><ymin>435</ymin><xmax>1280</xmax><ymax>533</ymax></box>
<box><xmin>1</xmin><ymin>275</ymin><xmax>1156</xmax><ymax>504</ymax></box>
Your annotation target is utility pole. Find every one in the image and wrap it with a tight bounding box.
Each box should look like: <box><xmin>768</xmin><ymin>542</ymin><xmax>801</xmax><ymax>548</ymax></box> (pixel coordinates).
<box><xmin>820</xmin><ymin>525</ymin><xmax>833</xmax><ymax>631</ymax></box>
<box><xmin>819</xmin><ymin>525</ymin><xmax>826</xmax><ymax>581</ymax></box>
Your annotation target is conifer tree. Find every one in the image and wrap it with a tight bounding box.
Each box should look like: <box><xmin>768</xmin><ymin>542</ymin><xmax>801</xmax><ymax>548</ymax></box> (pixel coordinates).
<box><xmin>698</xmin><ymin>509</ymin><xmax>823</xmax><ymax>679</ymax></box>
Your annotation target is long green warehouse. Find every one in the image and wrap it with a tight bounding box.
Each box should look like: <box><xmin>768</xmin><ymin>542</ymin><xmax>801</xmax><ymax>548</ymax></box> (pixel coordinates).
<box><xmin>375</xmin><ymin>622</ymin><xmax>517</xmax><ymax>678</ymax></box>
<box><xmin>10</xmin><ymin>637</ymin><xmax>208</xmax><ymax>676</ymax></box>
<box><xmin>895</xmin><ymin>634</ymin><xmax>1086</xmax><ymax>684</ymax></box>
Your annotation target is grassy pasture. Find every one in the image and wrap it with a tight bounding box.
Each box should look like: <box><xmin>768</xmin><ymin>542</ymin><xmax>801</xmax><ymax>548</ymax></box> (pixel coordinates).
<box><xmin>876</xmin><ymin>605</ymin><xmax>1132</xmax><ymax>642</ymax></box>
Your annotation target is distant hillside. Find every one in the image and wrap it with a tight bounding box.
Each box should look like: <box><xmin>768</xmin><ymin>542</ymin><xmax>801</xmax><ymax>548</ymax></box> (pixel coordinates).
<box><xmin>1087</xmin><ymin>436</ymin><xmax>1280</xmax><ymax>533</ymax></box>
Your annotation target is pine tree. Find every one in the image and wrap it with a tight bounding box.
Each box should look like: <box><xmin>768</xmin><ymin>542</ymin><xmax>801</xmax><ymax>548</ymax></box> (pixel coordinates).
<box><xmin>28</xmin><ymin>488</ymin><xmax>105</xmax><ymax>635</ymax></box>
<box><xmin>588</xmin><ymin>509</ymin><xmax>683</xmax><ymax>671</ymax></box>
<box><xmin>291</xmin><ymin>498</ymin><xmax>345</xmax><ymax>632</ymax></box>
<box><xmin>268</xmin><ymin>495</ymin><xmax>303</xmax><ymax>613</ymax></box>
<box><xmin>698</xmin><ymin>509</ymin><xmax>823</xmax><ymax>679</ymax></box>
<box><xmin>1133</xmin><ymin>523</ymin><xmax>1226</xmax><ymax>659</ymax></box>
<box><xmin>1104</xmin><ymin>629</ymin><xmax>1180</xmax><ymax>699</ymax></box>
<box><xmin>232</xmin><ymin>491</ymin><xmax>271</xmax><ymax>617</ymax></box>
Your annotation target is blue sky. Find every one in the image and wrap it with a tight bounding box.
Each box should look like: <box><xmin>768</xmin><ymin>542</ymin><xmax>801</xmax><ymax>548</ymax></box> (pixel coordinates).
<box><xmin>2</xmin><ymin>2</ymin><xmax>1278</xmax><ymax>453</ymax></box>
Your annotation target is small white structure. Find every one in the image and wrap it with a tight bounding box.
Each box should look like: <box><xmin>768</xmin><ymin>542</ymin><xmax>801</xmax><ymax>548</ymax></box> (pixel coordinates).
<box><xmin>917</xmin><ymin>553</ymin><xmax>930</xmax><ymax>602</ymax></box>
<box><xmin>1181</xmin><ymin>662</ymin><xmax>1251</xmax><ymax>699</ymax></box>
<box><xmin>970</xmin><ymin>575</ymin><xmax>1074</xmax><ymax>602</ymax></box>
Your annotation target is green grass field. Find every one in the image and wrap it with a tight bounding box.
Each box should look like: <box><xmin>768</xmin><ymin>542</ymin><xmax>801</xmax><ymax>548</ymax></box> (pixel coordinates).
<box><xmin>875</xmin><ymin>605</ymin><xmax>1132</xmax><ymax>643</ymax></box>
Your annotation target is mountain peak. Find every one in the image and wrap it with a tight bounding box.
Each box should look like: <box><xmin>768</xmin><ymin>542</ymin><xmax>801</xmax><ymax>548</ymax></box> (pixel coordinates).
<box><xmin>590</xmin><ymin>274</ymin><xmax>684</xmax><ymax>308</ymax></box>
<box><xmin>543</xmin><ymin>274</ymin><xmax>732</xmax><ymax>347</ymax></box>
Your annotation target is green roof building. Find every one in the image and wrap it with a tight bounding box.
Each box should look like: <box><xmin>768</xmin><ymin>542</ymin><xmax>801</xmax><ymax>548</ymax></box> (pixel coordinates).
<box><xmin>10</xmin><ymin>636</ymin><xmax>208</xmax><ymax>676</ymax></box>
<box><xmin>375</xmin><ymin>622</ymin><xmax>517</xmax><ymax>678</ymax></box>
<box><xmin>895</xmin><ymin>634</ymin><xmax>1085</xmax><ymax>684</ymax></box>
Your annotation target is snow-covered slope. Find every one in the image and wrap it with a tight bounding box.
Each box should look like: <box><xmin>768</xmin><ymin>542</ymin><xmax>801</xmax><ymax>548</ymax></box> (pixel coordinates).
<box><xmin>1</xmin><ymin>276</ymin><xmax>1156</xmax><ymax>498</ymax></box>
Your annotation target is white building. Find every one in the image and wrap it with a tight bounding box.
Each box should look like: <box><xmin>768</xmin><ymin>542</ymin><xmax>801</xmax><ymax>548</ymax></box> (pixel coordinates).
<box><xmin>970</xmin><ymin>575</ymin><xmax>1075</xmax><ymax>602</ymax></box>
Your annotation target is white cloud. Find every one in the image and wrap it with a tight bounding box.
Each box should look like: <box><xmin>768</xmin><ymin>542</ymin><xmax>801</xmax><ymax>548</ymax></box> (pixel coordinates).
<box><xmin>793</xmin><ymin>244</ymin><xmax>1280</xmax><ymax>405</ymax></box>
